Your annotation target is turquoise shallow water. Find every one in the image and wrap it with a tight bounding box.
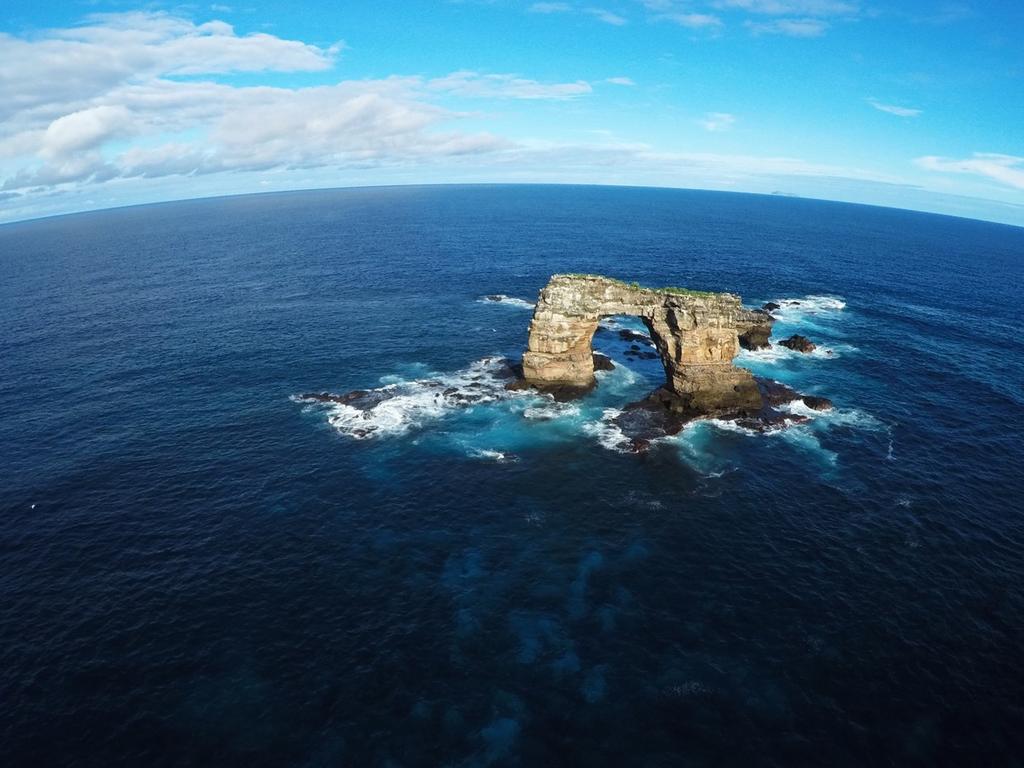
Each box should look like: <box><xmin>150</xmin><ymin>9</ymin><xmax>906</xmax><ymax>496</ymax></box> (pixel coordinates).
<box><xmin>1</xmin><ymin>185</ymin><xmax>1023</xmax><ymax>766</ymax></box>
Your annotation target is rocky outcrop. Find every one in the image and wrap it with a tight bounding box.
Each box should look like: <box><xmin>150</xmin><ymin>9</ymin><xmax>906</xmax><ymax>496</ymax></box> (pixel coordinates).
<box><xmin>779</xmin><ymin>334</ymin><xmax>816</xmax><ymax>353</ymax></box>
<box><xmin>801</xmin><ymin>395</ymin><xmax>833</xmax><ymax>411</ymax></box>
<box><xmin>737</xmin><ymin>309</ymin><xmax>774</xmax><ymax>350</ymax></box>
<box><xmin>521</xmin><ymin>274</ymin><xmax>767</xmax><ymax>416</ymax></box>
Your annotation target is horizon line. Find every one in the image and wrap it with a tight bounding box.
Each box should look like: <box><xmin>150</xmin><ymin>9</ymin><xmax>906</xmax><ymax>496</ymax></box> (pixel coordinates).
<box><xmin>1</xmin><ymin>182</ymin><xmax>1022</xmax><ymax>232</ymax></box>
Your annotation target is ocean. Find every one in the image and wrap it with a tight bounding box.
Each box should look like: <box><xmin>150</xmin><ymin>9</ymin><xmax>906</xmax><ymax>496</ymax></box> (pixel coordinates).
<box><xmin>2</xmin><ymin>185</ymin><xmax>1022</xmax><ymax>766</ymax></box>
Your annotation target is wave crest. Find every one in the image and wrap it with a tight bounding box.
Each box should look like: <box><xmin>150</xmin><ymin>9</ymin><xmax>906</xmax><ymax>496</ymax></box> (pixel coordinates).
<box><xmin>478</xmin><ymin>294</ymin><xmax>534</xmax><ymax>309</ymax></box>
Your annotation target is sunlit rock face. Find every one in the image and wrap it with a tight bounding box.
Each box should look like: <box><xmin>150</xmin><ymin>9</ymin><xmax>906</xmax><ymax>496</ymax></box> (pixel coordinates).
<box><xmin>521</xmin><ymin>274</ymin><xmax>767</xmax><ymax>415</ymax></box>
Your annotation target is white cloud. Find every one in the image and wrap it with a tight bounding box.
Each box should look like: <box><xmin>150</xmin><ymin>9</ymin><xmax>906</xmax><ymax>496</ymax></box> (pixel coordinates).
<box><xmin>716</xmin><ymin>0</ymin><xmax>857</xmax><ymax>15</ymax></box>
<box><xmin>916</xmin><ymin>153</ymin><xmax>1024</xmax><ymax>190</ymax></box>
<box><xmin>427</xmin><ymin>71</ymin><xmax>592</xmax><ymax>99</ymax></box>
<box><xmin>529</xmin><ymin>3</ymin><xmax>628</xmax><ymax>24</ymax></box>
<box><xmin>0</xmin><ymin>13</ymin><xmax>597</xmax><ymax>196</ymax></box>
<box><xmin>700</xmin><ymin>112</ymin><xmax>736</xmax><ymax>131</ymax></box>
<box><xmin>637</xmin><ymin>1</ymin><xmax>723</xmax><ymax>28</ymax></box>
<box><xmin>41</xmin><ymin>106</ymin><xmax>134</xmax><ymax>159</ymax></box>
<box><xmin>586</xmin><ymin>8</ymin><xmax>628</xmax><ymax>25</ymax></box>
<box><xmin>867</xmin><ymin>99</ymin><xmax>921</xmax><ymax>117</ymax></box>
<box><xmin>605</xmin><ymin>76</ymin><xmax>636</xmax><ymax>85</ymax></box>
<box><xmin>663</xmin><ymin>12</ymin><xmax>724</xmax><ymax>28</ymax></box>
<box><xmin>528</xmin><ymin>2</ymin><xmax>572</xmax><ymax>12</ymax></box>
<box><xmin>745</xmin><ymin>17</ymin><xmax>829</xmax><ymax>36</ymax></box>
<box><xmin>0</xmin><ymin>12</ymin><xmax>337</xmax><ymax>123</ymax></box>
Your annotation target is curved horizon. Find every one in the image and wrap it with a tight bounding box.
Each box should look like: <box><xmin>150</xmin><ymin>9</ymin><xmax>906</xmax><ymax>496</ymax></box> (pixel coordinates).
<box><xmin>3</xmin><ymin>181</ymin><xmax>1023</xmax><ymax>230</ymax></box>
<box><xmin>2</xmin><ymin>4</ymin><xmax>1023</xmax><ymax>227</ymax></box>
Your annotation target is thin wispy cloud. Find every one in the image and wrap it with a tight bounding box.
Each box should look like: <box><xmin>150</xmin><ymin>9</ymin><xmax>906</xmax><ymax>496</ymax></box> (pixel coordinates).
<box><xmin>868</xmin><ymin>99</ymin><xmax>921</xmax><ymax>117</ymax></box>
<box><xmin>528</xmin><ymin>2</ymin><xmax>572</xmax><ymax>12</ymax></box>
<box><xmin>700</xmin><ymin>112</ymin><xmax>736</xmax><ymax>131</ymax></box>
<box><xmin>586</xmin><ymin>8</ymin><xmax>628</xmax><ymax>25</ymax></box>
<box><xmin>644</xmin><ymin>0</ymin><xmax>853</xmax><ymax>33</ymax></box>
<box><xmin>605</xmin><ymin>76</ymin><xmax>636</xmax><ymax>85</ymax></box>
<box><xmin>664</xmin><ymin>12</ymin><xmax>724</xmax><ymax>28</ymax></box>
<box><xmin>427</xmin><ymin>71</ymin><xmax>592</xmax><ymax>99</ymax></box>
<box><xmin>716</xmin><ymin>0</ymin><xmax>857</xmax><ymax>15</ymax></box>
<box><xmin>530</xmin><ymin>3</ymin><xmax>629</xmax><ymax>24</ymax></box>
<box><xmin>745</xmin><ymin>17</ymin><xmax>829</xmax><ymax>36</ymax></box>
<box><xmin>638</xmin><ymin>1</ymin><xmax>723</xmax><ymax>29</ymax></box>
<box><xmin>916</xmin><ymin>153</ymin><xmax>1024</xmax><ymax>190</ymax></box>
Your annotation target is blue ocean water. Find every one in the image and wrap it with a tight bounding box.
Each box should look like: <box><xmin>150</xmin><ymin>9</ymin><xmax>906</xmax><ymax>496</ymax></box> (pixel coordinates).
<box><xmin>1</xmin><ymin>185</ymin><xmax>1022</xmax><ymax>766</ymax></box>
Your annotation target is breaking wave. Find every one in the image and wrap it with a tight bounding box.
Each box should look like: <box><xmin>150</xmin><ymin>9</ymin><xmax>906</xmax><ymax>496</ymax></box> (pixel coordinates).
<box><xmin>468</xmin><ymin>448</ymin><xmax>519</xmax><ymax>463</ymax></box>
<box><xmin>293</xmin><ymin>357</ymin><xmax>529</xmax><ymax>439</ymax></box>
<box><xmin>737</xmin><ymin>341</ymin><xmax>856</xmax><ymax>364</ymax></box>
<box><xmin>765</xmin><ymin>295</ymin><xmax>846</xmax><ymax>320</ymax></box>
<box><xmin>776</xmin><ymin>400</ymin><xmax>887</xmax><ymax>431</ymax></box>
<box><xmin>581</xmin><ymin>408</ymin><xmax>631</xmax><ymax>453</ymax></box>
<box><xmin>478</xmin><ymin>294</ymin><xmax>534</xmax><ymax>309</ymax></box>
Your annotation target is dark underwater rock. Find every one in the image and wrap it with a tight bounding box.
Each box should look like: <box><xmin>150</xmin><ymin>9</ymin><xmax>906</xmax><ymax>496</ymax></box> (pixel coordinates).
<box><xmin>779</xmin><ymin>334</ymin><xmax>817</xmax><ymax>353</ymax></box>
<box><xmin>802</xmin><ymin>395</ymin><xmax>833</xmax><ymax>411</ymax></box>
<box><xmin>618</xmin><ymin>329</ymin><xmax>651</xmax><ymax>344</ymax></box>
<box><xmin>737</xmin><ymin>309</ymin><xmax>774</xmax><ymax>351</ymax></box>
<box><xmin>763</xmin><ymin>302</ymin><xmax>781</xmax><ymax>311</ymax></box>
<box><xmin>298</xmin><ymin>390</ymin><xmax>369</xmax><ymax>405</ymax></box>
<box><xmin>592</xmin><ymin>353</ymin><xmax>615</xmax><ymax>371</ymax></box>
<box><xmin>755</xmin><ymin>378</ymin><xmax>801</xmax><ymax>407</ymax></box>
<box><xmin>505</xmin><ymin>377</ymin><xmax>595</xmax><ymax>401</ymax></box>
<box><xmin>738</xmin><ymin>327</ymin><xmax>772</xmax><ymax>351</ymax></box>
<box><xmin>630</xmin><ymin>438</ymin><xmax>651</xmax><ymax>454</ymax></box>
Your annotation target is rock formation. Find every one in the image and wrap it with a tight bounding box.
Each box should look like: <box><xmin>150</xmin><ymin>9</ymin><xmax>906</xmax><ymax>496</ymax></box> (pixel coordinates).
<box><xmin>520</xmin><ymin>274</ymin><xmax>770</xmax><ymax>416</ymax></box>
<box><xmin>779</xmin><ymin>334</ymin><xmax>816</xmax><ymax>353</ymax></box>
<box><xmin>737</xmin><ymin>310</ymin><xmax>774</xmax><ymax>351</ymax></box>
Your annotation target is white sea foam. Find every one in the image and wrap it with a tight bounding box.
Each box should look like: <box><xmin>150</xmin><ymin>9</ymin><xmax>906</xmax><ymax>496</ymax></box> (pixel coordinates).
<box><xmin>776</xmin><ymin>428</ymin><xmax>838</xmax><ymax>465</ymax></box>
<box><xmin>737</xmin><ymin>341</ymin><xmax>854</xmax><ymax>366</ymax></box>
<box><xmin>704</xmin><ymin>417</ymin><xmax>761</xmax><ymax>436</ymax></box>
<box><xmin>766</xmin><ymin>295</ymin><xmax>846</xmax><ymax>317</ymax></box>
<box><xmin>522</xmin><ymin>402</ymin><xmax>580</xmax><ymax>421</ymax></box>
<box><xmin>776</xmin><ymin>400</ymin><xmax>886</xmax><ymax>431</ymax></box>
<box><xmin>478</xmin><ymin>294</ymin><xmax>534</xmax><ymax>309</ymax></box>
<box><xmin>469</xmin><ymin>448</ymin><xmax>518</xmax><ymax>463</ymax></box>
<box><xmin>301</xmin><ymin>356</ymin><xmax>533</xmax><ymax>439</ymax></box>
<box><xmin>581</xmin><ymin>408</ymin><xmax>631</xmax><ymax>452</ymax></box>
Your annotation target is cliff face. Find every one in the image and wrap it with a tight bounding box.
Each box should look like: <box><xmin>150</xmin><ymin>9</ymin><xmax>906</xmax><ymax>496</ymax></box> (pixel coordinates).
<box><xmin>521</xmin><ymin>274</ymin><xmax>767</xmax><ymax>415</ymax></box>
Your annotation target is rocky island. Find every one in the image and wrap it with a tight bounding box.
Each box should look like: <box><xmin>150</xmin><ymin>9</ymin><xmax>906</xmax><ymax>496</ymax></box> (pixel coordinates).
<box><xmin>516</xmin><ymin>274</ymin><xmax>774</xmax><ymax>417</ymax></box>
<box><xmin>298</xmin><ymin>273</ymin><xmax>830</xmax><ymax>444</ymax></box>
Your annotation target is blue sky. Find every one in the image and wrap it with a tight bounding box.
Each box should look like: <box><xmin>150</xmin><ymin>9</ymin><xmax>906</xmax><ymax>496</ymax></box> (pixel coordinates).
<box><xmin>1</xmin><ymin>1</ymin><xmax>1022</xmax><ymax>224</ymax></box>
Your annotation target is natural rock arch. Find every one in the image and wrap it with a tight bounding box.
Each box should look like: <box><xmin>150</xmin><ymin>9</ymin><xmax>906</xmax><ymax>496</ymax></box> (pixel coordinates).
<box><xmin>521</xmin><ymin>274</ymin><xmax>770</xmax><ymax>415</ymax></box>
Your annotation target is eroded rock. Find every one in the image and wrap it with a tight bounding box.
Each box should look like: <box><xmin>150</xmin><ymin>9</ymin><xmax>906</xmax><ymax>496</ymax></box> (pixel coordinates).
<box><xmin>756</xmin><ymin>379</ymin><xmax>802</xmax><ymax>407</ymax></box>
<box><xmin>802</xmin><ymin>395</ymin><xmax>833</xmax><ymax>411</ymax></box>
<box><xmin>520</xmin><ymin>274</ymin><xmax>764</xmax><ymax>417</ymax></box>
<box><xmin>737</xmin><ymin>309</ymin><xmax>774</xmax><ymax>351</ymax></box>
<box><xmin>779</xmin><ymin>334</ymin><xmax>817</xmax><ymax>353</ymax></box>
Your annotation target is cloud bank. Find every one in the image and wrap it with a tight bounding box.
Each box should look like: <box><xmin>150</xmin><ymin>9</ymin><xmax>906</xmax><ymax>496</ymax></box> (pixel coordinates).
<box><xmin>0</xmin><ymin>12</ymin><xmax>598</xmax><ymax>200</ymax></box>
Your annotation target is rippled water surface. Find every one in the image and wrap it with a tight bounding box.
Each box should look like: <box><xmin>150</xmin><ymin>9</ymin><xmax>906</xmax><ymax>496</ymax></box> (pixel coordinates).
<box><xmin>2</xmin><ymin>186</ymin><xmax>1023</xmax><ymax>766</ymax></box>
